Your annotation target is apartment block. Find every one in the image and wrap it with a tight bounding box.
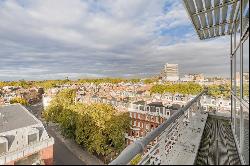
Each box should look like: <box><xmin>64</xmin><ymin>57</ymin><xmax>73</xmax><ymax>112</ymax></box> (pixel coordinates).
<box><xmin>163</xmin><ymin>63</ymin><xmax>179</xmax><ymax>82</ymax></box>
<box><xmin>127</xmin><ymin>101</ymin><xmax>175</xmax><ymax>149</ymax></box>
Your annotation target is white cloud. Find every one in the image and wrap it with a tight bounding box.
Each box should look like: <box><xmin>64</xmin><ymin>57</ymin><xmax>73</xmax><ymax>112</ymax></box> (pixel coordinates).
<box><xmin>0</xmin><ymin>0</ymin><xmax>232</xmax><ymax>80</ymax></box>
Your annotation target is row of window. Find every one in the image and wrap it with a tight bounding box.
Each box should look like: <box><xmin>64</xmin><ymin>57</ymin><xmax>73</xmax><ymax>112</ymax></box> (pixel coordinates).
<box><xmin>130</xmin><ymin>112</ymin><xmax>169</xmax><ymax>121</ymax></box>
<box><xmin>0</xmin><ymin>132</ymin><xmax>38</xmax><ymax>155</ymax></box>
<box><xmin>131</xmin><ymin>120</ymin><xmax>159</xmax><ymax>131</ymax></box>
<box><xmin>230</xmin><ymin>3</ymin><xmax>249</xmax><ymax>164</ymax></box>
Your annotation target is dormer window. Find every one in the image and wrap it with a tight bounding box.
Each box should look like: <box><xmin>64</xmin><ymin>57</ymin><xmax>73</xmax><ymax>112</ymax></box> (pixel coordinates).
<box><xmin>0</xmin><ymin>137</ymin><xmax>8</xmax><ymax>155</ymax></box>
<box><xmin>28</xmin><ymin>133</ymin><xmax>38</xmax><ymax>144</ymax></box>
<box><xmin>0</xmin><ymin>142</ymin><xmax>7</xmax><ymax>155</ymax></box>
<box><xmin>28</xmin><ymin>128</ymin><xmax>39</xmax><ymax>145</ymax></box>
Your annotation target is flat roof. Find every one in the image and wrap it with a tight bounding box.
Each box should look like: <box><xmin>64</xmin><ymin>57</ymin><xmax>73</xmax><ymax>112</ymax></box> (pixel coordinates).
<box><xmin>183</xmin><ymin>0</ymin><xmax>249</xmax><ymax>40</ymax></box>
<box><xmin>0</xmin><ymin>104</ymin><xmax>39</xmax><ymax>133</ymax></box>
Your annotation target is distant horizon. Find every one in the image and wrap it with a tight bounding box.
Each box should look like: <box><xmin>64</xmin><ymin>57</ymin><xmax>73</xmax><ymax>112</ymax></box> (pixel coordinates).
<box><xmin>0</xmin><ymin>73</ymin><xmax>231</xmax><ymax>82</ymax></box>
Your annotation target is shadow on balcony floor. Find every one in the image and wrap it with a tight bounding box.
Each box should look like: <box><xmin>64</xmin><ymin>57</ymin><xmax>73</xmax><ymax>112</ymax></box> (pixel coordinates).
<box><xmin>195</xmin><ymin>116</ymin><xmax>241</xmax><ymax>165</ymax></box>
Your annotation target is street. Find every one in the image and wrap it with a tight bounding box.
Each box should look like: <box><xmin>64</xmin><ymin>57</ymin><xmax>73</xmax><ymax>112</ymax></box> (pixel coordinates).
<box><xmin>46</xmin><ymin>126</ymin><xmax>86</xmax><ymax>165</ymax></box>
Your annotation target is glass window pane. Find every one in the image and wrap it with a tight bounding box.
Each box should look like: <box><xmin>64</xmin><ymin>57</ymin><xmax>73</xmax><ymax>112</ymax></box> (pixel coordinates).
<box><xmin>233</xmin><ymin>25</ymin><xmax>237</xmax><ymax>49</ymax></box>
<box><xmin>235</xmin><ymin>28</ymin><xmax>241</xmax><ymax>49</ymax></box>
<box><xmin>242</xmin><ymin>0</ymin><xmax>249</xmax><ymax>33</ymax></box>
<box><xmin>0</xmin><ymin>143</ymin><xmax>7</xmax><ymax>154</ymax></box>
<box><xmin>243</xmin><ymin>38</ymin><xmax>249</xmax><ymax>103</ymax></box>
<box><xmin>28</xmin><ymin>133</ymin><xmax>37</xmax><ymax>144</ymax></box>
<box><xmin>235</xmin><ymin>100</ymin><xmax>241</xmax><ymax>144</ymax></box>
<box><xmin>235</xmin><ymin>4</ymin><xmax>241</xmax><ymax>49</ymax></box>
<box><xmin>243</xmin><ymin>107</ymin><xmax>249</xmax><ymax>164</ymax></box>
<box><xmin>236</xmin><ymin>48</ymin><xmax>241</xmax><ymax>98</ymax></box>
<box><xmin>232</xmin><ymin>56</ymin><xmax>236</xmax><ymax>95</ymax></box>
<box><xmin>232</xmin><ymin>98</ymin><xmax>236</xmax><ymax>128</ymax></box>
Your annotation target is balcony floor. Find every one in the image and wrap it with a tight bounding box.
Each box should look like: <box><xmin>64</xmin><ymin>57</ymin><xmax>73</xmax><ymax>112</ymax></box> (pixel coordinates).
<box><xmin>195</xmin><ymin>116</ymin><xmax>241</xmax><ymax>165</ymax></box>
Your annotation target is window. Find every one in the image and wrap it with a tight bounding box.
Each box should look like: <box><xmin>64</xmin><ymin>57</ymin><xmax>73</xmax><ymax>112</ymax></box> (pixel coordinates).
<box><xmin>133</xmin><ymin>120</ymin><xmax>136</xmax><ymax>126</ymax></box>
<box><xmin>0</xmin><ymin>142</ymin><xmax>7</xmax><ymax>154</ymax></box>
<box><xmin>243</xmin><ymin>38</ymin><xmax>249</xmax><ymax>103</ymax></box>
<box><xmin>156</xmin><ymin>117</ymin><xmax>159</xmax><ymax>123</ymax></box>
<box><xmin>151</xmin><ymin>116</ymin><xmax>154</xmax><ymax>121</ymax></box>
<box><xmin>28</xmin><ymin>133</ymin><xmax>38</xmax><ymax>144</ymax></box>
<box><xmin>243</xmin><ymin>107</ymin><xmax>249</xmax><ymax>163</ymax></box>
<box><xmin>156</xmin><ymin>107</ymin><xmax>160</xmax><ymax>113</ymax></box>
<box><xmin>236</xmin><ymin>48</ymin><xmax>241</xmax><ymax>98</ymax></box>
<box><xmin>233</xmin><ymin>9</ymin><xmax>241</xmax><ymax>50</ymax></box>
<box><xmin>235</xmin><ymin>100</ymin><xmax>241</xmax><ymax>145</ymax></box>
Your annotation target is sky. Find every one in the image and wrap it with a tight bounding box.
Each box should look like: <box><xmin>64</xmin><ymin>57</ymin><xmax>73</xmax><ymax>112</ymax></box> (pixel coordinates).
<box><xmin>0</xmin><ymin>0</ymin><xmax>231</xmax><ymax>81</ymax></box>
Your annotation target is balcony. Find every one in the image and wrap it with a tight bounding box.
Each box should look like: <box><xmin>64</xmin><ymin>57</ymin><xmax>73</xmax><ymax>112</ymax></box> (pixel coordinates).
<box><xmin>108</xmin><ymin>0</ymin><xmax>249</xmax><ymax>165</ymax></box>
<box><xmin>109</xmin><ymin>89</ymin><xmax>248</xmax><ymax>165</ymax></box>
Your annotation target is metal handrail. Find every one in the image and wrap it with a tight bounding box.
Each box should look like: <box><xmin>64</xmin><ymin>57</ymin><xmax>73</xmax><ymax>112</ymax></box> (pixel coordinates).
<box><xmin>109</xmin><ymin>90</ymin><xmax>207</xmax><ymax>165</ymax></box>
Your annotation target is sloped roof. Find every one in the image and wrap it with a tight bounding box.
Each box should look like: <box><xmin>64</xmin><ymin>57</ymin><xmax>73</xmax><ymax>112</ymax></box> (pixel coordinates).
<box><xmin>0</xmin><ymin>104</ymin><xmax>39</xmax><ymax>133</ymax></box>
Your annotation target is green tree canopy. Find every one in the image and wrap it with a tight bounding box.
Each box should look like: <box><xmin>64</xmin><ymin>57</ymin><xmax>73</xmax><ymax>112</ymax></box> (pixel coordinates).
<box><xmin>207</xmin><ymin>84</ymin><xmax>231</xmax><ymax>99</ymax></box>
<box><xmin>43</xmin><ymin>89</ymin><xmax>131</xmax><ymax>162</ymax></box>
<box><xmin>10</xmin><ymin>97</ymin><xmax>29</xmax><ymax>106</ymax></box>
<box><xmin>150</xmin><ymin>82</ymin><xmax>203</xmax><ymax>95</ymax></box>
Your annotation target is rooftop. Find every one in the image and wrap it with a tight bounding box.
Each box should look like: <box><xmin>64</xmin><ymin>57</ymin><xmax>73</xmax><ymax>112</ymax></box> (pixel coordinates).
<box><xmin>0</xmin><ymin>104</ymin><xmax>39</xmax><ymax>133</ymax></box>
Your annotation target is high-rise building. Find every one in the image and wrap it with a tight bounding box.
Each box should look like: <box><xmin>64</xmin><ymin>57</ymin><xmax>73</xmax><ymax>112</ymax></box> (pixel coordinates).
<box><xmin>163</xmin><ymin>63</ymin><xmax>179</xmax><ymax>82</ymax></box>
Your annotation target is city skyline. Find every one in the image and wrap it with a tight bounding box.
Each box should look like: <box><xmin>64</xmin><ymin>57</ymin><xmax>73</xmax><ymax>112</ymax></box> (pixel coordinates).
<box><xmin>0</xmin><ymin>0</ymin><xmax>231</xmax><ymax>81</ymax></box>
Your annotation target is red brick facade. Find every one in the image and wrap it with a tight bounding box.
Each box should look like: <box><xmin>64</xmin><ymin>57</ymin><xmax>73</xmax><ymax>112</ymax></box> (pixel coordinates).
<box><xmin>127</xmin><ymin>112</ymin><xmax>165</xmax><ymax>146</ymax></box>
<box><xmin>40</xmin><ymin>145</ymin><xmax>54</xmax><ymax>165</ymax></box>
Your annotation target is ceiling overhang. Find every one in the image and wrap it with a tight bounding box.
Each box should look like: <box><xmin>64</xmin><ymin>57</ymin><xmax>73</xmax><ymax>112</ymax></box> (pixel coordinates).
<box><xmin>183</xmin><ymin>0</ymin><xmax>249</xmax><ymax>40</ymax></box>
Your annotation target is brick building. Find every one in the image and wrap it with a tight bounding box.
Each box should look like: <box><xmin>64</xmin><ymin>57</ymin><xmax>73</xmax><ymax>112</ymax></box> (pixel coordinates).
<box><xmin>127</xmin><ymin>101</ymin><xmax>176</xmax><ymax>150</ymax></box>
<box><xmin>0</xmin><ymin>104</ymin><xmax>54</xmax><ymax>165</ymax></box>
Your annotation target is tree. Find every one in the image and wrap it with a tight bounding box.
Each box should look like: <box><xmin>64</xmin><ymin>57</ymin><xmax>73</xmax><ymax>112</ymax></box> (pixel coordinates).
<box><xmin>10</xmin><ymin>97</ymin><xmax>29</xmax><ymax>106</ymax></box>
<box><xmin>143</xmin><ymin>78</ymin><xmax>157</xmax><ymax>84</ymax></box>
<box><xmin>150</xmin><ymin>82</ymin><xmax>203</xmax><ymax>95</ymax></box>
<box><xmin>43</xmin><ymin>90</ymin><xmax>130</xmax><ymax>163</ymax></box>
<box><xmin>58</xmin><ymin>107</ymin><xmax>78</xmax><ymax>138</ymax></box>
<box><xmin>43</xmin><ymin>88</ymin><xmax>76</xmax><ymax>123</ymax></box>
<box><xmin>207</xmin><ymin>84</ymin><xmax>231</xmax><ymax>99</ymax></box>
<box><xmin>74</xmin><ymin>103</ymin><xmax>130</xmax><ymax>158</ymax></box>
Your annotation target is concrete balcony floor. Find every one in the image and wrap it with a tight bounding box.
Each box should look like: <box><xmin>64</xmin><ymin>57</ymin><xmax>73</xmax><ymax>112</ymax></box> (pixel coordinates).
<box><xmin>195</xmin><ymin>116</ymin><xmax>241</xmax><ymax>165</ymax></box>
